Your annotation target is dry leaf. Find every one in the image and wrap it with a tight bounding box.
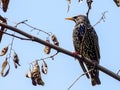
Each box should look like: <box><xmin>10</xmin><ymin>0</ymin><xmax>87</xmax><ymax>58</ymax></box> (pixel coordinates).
<box><xmin>51</xmin><ymin>34</ymin><xmax>59</xmax><ymax>46</ymax></box>
<box><xmin>44</xmin><ymin>39</ymin><xmax>51</xmax><ymax>54</ymax></box>
<box><xmin>0</xmin><ymin>46</ymin><xmax>8</xmax><ymax>56</ymax></box>
<box><xmin>114</xmin><ymin>0</ymin><xmax>120</xmax><ymax>7</ymax></box>
<box><xmin>2</xmin><ymin>0</ymin><xmax>10</xmax><ymax>12</ymax></box>
<box><xmin>1</xmin><ymin>58</ymin><xmax>10</xmax><ymax>77</ymax></box>
<box><xmin>41</xmin><ymin>61</ymin><xmax>48</xmax><ymax>74</ymax></box>
<box><xmin>13</xmin><ymin>52</ymin><xmax>20</xmax><ymax>68</ymax></box>
<box><xmin>1</xmin><ymin>58</ymin><xmax>7</xmax><ymax>70</ymax></box>
<box><xmin>87</xmin><ymin>0</ymin><xmax>93</xmax><ymax>9</ymax></box>
<box><xmin>31</xmin><ymin>60</ymin><xmax>44</xmax><ymax>86</ymax></box>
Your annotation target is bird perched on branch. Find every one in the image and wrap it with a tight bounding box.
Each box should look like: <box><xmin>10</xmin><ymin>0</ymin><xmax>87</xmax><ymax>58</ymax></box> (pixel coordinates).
<box><xmin>66</xmin><ymin>15</ymin><xmax>101</xmax><ymax>86</ymax></box>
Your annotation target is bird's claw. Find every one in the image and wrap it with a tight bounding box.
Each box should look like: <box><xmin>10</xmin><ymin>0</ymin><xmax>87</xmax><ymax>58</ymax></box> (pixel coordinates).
<box><xmin>73</xmin><ymin>51</ymin><xmax>79</xmax><ymax>57</ymax></box>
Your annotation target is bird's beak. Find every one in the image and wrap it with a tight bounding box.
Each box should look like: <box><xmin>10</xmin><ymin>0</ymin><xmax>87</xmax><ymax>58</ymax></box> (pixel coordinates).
<box><xmin>65</xmin><ymin>17</ymin><xmax>74</xmax><ymax>21</ymax></box>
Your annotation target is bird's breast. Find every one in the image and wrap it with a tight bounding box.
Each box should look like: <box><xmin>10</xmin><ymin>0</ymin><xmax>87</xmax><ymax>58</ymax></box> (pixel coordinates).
<box><xmin>73</xmin><ymin>25</ymin><xmax>86</xmax><ymax>41</ymax></box>
<box><xmin>73</xmin><ymin>25</ymin><xmax>86</xmax><ymax>52</ymax></box>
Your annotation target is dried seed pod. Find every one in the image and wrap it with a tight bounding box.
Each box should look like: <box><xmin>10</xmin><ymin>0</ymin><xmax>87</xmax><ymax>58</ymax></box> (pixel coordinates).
<box><xmin>31</xmin><ymin>60</ymin><xmax>44</xmax><ymax>86</ymax></box>
<box><xmin>1</xmin><ymin>58</ymin><xmax>8</xmax><ymax>74</ymax></box>
<box><xmin>44</xmin><ymin>39</ymin><xmax>51</xmax><ymax>54</ymax></box>
<box><xmin>51</xmin><ymin>34</ymin><xmax>59</xmax><ymax>46</ymax></box>
<box><xmin>87</xmin><ymin>0</ymin><xmax>93</xmax><ymax>9</ymax></box>
<box><xmin>2</xmin><ymin>0</ymin><xmax>10</xmax><ymax>12</ymax></box>
<box><xmin>1</xmin><ymin>57</ymin><xmax>10</xmax><ymax>77</ymax></box>
<box><xmin>0</xmin><ymin>46</ymin><xmax>8</xmax><ymax>56</ymax></box>
<box><xmin>114</xmin><ymin>0</ymin><xmax>120</xmax><ymax>7</ymax></box>
<box><xmin>13</xmin><ymin>52</ymin><xmax>20</xmax><ymax>68</ymax></box>
<box><xmin>41</xmin><ymin>61</ymin><xmax>48</xmax><ymax>74</ymax></box>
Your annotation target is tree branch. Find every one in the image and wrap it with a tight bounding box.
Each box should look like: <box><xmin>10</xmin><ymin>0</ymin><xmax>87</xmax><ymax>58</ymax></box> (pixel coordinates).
<box><xmin>0</xmin><ymin>22</ymin><xmax>120</xmax><ymax>81</ymax></box>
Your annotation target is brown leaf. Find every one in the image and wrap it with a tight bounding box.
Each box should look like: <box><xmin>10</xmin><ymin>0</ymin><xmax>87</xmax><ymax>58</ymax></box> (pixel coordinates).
<box><xmin>31</xmin><ymin>60</ymin><xmax>45</xmax><ymax>86</ymax></box>
<box><xmin>87</xmin><ymin>0</ymin><xmax>93</xmax><ymax>9</ymax></box>
<box><xmin>1</xmin><ymin>58</ymin><xmax>10</xmax><ymax>77</ymax></box>
<box><xmin>0</xmin><ymin>46</ymin><xmax>8</xmax><ymax>56</ymax></box>
<box><xmin>13</xmin><ymin>52</ymin><xmax>20</xmax><ymax>68</ymax></box>
<box><xmin>2</xmin><ymin>0</ymin><xmax>10</xmax><ymax>12</ymax></box>
<box><xmin>51</xmin><ymin>34</ymin><xmax>59</xmax><ymax>46</ymax></box>
<box><xmin>114</xmin><ymin>0</ymin><xmax>120</xmax><ymax>7</ymax></box>
<box><xmin>44</xmin><ymin>39</ymin><xmax>51</xmax><ymax>54</ymax></box>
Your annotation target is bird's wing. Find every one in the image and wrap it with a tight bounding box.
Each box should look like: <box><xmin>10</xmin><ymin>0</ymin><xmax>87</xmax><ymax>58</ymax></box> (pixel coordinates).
<box><xmin>91</xmin><ymin>28</ymin><xmax>100</xmax><ymax>61</ymax></box>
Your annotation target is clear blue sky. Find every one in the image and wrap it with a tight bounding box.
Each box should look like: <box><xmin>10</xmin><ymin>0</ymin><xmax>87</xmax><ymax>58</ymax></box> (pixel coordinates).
<box><xmin>0</xmin><ymin>0</ymin><xmax>120</xmax><ymax>90</ymax></box>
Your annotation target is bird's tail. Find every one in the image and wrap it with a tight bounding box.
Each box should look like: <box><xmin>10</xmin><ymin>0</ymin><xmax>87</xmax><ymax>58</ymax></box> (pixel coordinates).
<box><xmin>90</xmin><ymin>68</ymin><xmax>101</xmax><ymax>86</ymax></box>
<box><xmin>78</xmin><ymin>58</ymin><xmax>90</xmax><ymax>79</ymax></box>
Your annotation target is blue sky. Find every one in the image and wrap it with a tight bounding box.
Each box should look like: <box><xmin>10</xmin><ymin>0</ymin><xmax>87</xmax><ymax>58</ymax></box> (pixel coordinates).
<box><xmin>0</xmin><ymin>0</ymin><xmax>120</xmax><ymax>90</ymax></box>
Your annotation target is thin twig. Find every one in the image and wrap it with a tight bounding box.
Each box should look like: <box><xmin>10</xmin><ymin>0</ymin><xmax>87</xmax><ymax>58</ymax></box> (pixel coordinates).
<box><xmin>117</xmin><ymin>69</ymin><xmax>120</xmax><ymax>75</ymax></box>
<box><xmin>7</xmin><ymin>32</ymin><xmax>15</xmax><ymax>59</ymax></box>
<box><xmin>41</xmin><ymin>51</ymin><xmax>59</xmax><ymax>60</ymax></box>
<box><xmin>21</xmin><ymin>22</ymin><xmax>51</xmax><ymax>36</ymax></box>
<box><xmin>87</xmin><ymin>11</ymin><xmax>108</xmax><ymax>30</ymax></box>
<box><xmin>67</xmin><ymin>69</ymin><xmax>93</xmax><ymax>90</ymax></box>
<box><xmin>0</xmin><ymin>30</ymin><xmax>31</xmax><ymax>40</ymax></box>
<box><xmin>6</xmin><ymin>19</ymin><xmax>51</xmax><ymax>36</ymax></box>
<box><xmin>15</xmin><ymin>20</ymin><xmax>28</xmax><ymax>27</ymax></box>
<box><xmin>29</xmin><ymin>51</ymin><xmax>59</xmax><ymax>64</ymax></box>
<box><xmin>93</xmin><ymin>11</ymin><xmax>108</xmax><ymax>27</ymax></box>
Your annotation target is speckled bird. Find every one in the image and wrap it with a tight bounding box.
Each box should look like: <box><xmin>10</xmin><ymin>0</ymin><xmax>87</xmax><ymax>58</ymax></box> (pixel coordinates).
<box><xmin>66</xmin><ymin>15</ymin><xmax>101</xmax><ymax>86</ymax></box>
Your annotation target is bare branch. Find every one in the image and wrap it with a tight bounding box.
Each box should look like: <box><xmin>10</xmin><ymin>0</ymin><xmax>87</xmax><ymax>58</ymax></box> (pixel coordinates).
<box><xmin>117</xmin><ymin>69</ymin><xmax>120</xmax><ymax>75</ymax></box>
<box><xmin>15</xmin><ymin>20</ymin><xmax>28</xmax><ymax>27</ymax></box>
<box><xmin>41</xmin><ymin>51</ymin><xmax>59</xmax><ymax>60</ymax></box>
<box><xmin>0</xmin><ymin>30</ymin><xmax>31</xmax><ymax>40</ymax></box>
<box><xmin>21</xmin><ymin>22</ymin><xmax>51</xmax><ymax>36</ymax></box>
<box><xmin>0</xmin><ymin>22</ymin><xmax>120</xmax><ymax>82</ymax></box>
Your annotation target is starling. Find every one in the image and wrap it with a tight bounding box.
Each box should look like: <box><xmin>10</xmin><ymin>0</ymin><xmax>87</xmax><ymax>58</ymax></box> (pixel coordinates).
<box><xmin>66</xmin><ymin>15</ymin><xmax>101</xmax><ymax>86</ymax></box>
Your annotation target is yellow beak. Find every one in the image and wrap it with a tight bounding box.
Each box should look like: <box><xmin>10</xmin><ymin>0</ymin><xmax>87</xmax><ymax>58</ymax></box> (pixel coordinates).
<box><xmin>65</xmin><ymin>17</ymin><xmax>74</xmax><ymax>21</ymax></box>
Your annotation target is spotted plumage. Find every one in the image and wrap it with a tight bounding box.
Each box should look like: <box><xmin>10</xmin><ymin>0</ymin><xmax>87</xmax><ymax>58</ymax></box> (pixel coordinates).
<box><xmin>66</xmin><ymin>15</ymin><xmax>101</xmax><ymax>86</ymax></box>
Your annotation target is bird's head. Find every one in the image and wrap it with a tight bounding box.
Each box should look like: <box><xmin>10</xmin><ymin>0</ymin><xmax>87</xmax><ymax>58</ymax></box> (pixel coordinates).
<box><xmin>65</xmin><ymin>15</ymin><xmax>90</xmax><ymax>25</ymax></box>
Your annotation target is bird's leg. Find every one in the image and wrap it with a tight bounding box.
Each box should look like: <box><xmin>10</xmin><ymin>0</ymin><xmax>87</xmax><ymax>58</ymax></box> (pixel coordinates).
<box><xmin>73</xmin><ymin>51</ymin><xmax>83</xmax><ymax>60</ymax></box>
<box><xmin>92</xmin><ymin>60</ymin><xmax>99</xmax><ymax>69</ymax></box>
<box><xmin>72</xmin><ymin>51</ymin><xmax>81</xmax><ymax>59</ymax></box>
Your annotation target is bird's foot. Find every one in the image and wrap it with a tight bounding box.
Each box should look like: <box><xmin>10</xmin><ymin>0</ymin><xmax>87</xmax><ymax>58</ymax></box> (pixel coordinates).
<box><xmin>92</xmin><ymin>60</ymin><xmax>99</xmax><ymax>68</ymax></box>
<box><xmin>72</xmin><ymin>51</ymin><xmax>82</xmax><ymax>59</ymax></box>
<box><xmin>73</xmin><ymin>51</ymin><xmax>79</xmax><ymax>57</ymax></box>
<box><xmin>93</xmin><ymin>60</ymin><xmax>99</xmax><ymax>65</ymax></box>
